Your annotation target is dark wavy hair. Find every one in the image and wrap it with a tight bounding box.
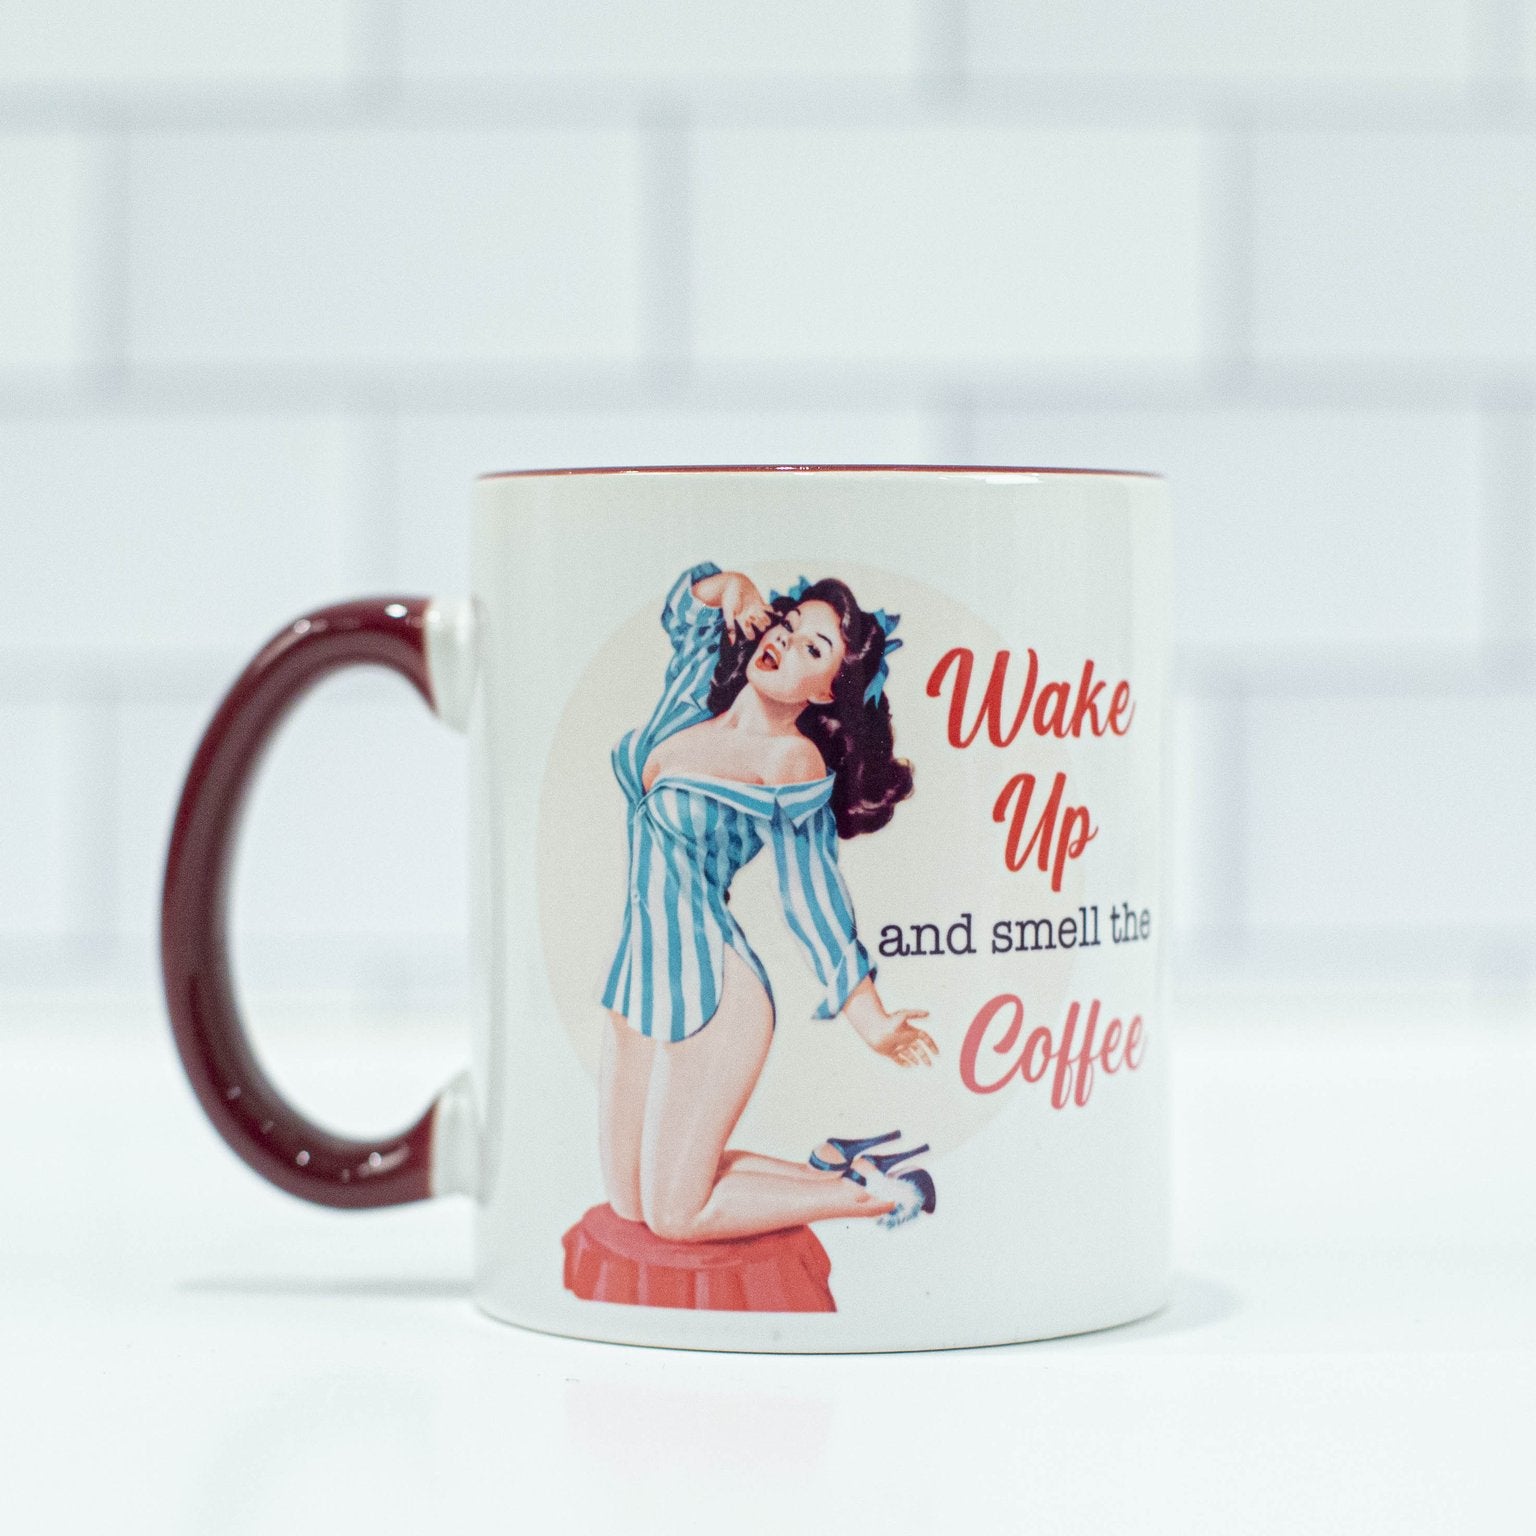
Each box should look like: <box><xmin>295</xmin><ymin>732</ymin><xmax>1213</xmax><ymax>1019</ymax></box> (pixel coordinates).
<box><xmin>706</xmin><ymin>578</ymin><xmax>915</xmax><ymax>838</ymax></box>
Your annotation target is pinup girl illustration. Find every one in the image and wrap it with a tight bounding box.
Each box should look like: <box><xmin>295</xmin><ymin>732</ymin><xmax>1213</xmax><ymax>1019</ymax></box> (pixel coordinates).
<box><xmin>597</xmin><ymin>560</ymin><xmax>940</xmax><ymax>1244</ymax></box>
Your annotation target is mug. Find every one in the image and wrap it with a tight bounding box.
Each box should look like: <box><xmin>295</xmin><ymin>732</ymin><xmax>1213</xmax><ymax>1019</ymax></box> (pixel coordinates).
<box><xmin>162</xmin><ymin>464</ymin><xmax>1172</xmax><ymax>1352</ymax></box>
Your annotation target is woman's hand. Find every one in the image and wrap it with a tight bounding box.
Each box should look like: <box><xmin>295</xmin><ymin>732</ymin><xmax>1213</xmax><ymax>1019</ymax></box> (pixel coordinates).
<box><xmin>720</xmin><ymin>574</ymin><xmax>774</xmax><ymax>645</ymax></box>
<box><xmin>854</xmin><ymin>1007</ymin><xmax>938</xmax><ymax>1068</ymax></box>
<box><xmin>869</xmin><ymin>1011</ymin><xmax>938</xmax><ymax>1068</ymax></box>
<box><xmin>841</xmin><ymin>977</ymin><xmax>937</xmax><ymax>1067</ymax></box>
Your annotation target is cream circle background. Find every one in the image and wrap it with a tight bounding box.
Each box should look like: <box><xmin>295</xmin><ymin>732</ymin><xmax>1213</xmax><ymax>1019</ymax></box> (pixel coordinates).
<box><xmin>535</xmin><ymin>558</ymin><xmax>1087</xmax><ymax>1162</ymax></box>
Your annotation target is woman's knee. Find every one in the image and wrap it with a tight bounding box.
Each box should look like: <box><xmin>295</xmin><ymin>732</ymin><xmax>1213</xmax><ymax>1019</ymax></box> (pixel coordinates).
<box><xmin>641</xmin><ymin>1189</ymin><xmax>706</xmax><ymax>1242</ymax></box>
<box><xmin>603</xmin><ymin>1161</ymin><xmax>643</xmax><ymax>1222</ymax></box>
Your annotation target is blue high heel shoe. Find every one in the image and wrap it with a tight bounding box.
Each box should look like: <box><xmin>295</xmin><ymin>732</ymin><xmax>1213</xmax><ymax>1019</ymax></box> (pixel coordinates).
<box><xmin>808</xmin><ymin>1130</ymin><xmax>901</xmax><ymax>1174</ymax></box>
<box><xmin>876</xmin><ymin>1168</ymin><xmax>937</xmax><ymax>1228</ymax></box>
<box><xmin>810</xmin><ymin>1135</ymin><xmax>938</xmax><ymax>1223</ymax></box>
<box><xmin>895</xmin><ymin>1168</ymin><xmax>937</xmax><ymax>1215</ymax></box>
<box><xmin>855</xmin><ymin>1143</ymin><xmax>930</xmax><ymax>1181</ymax></box>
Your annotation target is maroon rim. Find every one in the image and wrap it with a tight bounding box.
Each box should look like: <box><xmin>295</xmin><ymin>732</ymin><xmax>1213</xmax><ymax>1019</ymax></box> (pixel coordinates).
<box><xmin>478</xmin><ymin>463</ymin><xmax>1161</xmax><ymax>481</ymax></box>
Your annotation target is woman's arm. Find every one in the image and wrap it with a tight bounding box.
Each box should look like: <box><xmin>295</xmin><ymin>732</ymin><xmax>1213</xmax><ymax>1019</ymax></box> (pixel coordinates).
<box><xmin>692</xmin><ymin>570</ymin><xmax>773</xmax><ymax>643</ymax></box>
<box><xmin>841</xmin><ymin>974</ymin><xmax>938</xmax><ymax>1069</ymax></box>
<box><xmin>770</xmin><ymin>804</ymin><xmax>938</xmax><ymax>1070</ymax></box>
<box><xmin>690</xmin><ymin>570</ymin><xmax>735</xmax><ymax>607</ymax></box>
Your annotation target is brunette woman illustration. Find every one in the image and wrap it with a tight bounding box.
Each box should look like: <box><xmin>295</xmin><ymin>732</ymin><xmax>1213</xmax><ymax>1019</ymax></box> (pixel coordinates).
<box><xmin>599</xmin><ymin>560</ymin><xmax>939</xmax><ymax>1243</ymax></box>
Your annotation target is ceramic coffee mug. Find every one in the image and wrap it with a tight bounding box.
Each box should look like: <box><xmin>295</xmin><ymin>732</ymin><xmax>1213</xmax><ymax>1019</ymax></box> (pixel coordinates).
<box><xmin>162</xmin><ymin>464</ymin><xmax>1172</xmax><ymax>1352</ymax></box>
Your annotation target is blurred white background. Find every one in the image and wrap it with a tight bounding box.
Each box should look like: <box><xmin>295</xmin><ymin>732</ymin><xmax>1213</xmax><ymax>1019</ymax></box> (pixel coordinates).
<box><xmin>4</xmin><ymin>0</ymin><xmax>1535</xmax><ymax>1025</ymax></box>
<box><xmin>5</xmin><ymin>15</ymin><xmax>1535</xmax><ymax>1532</ymax></box>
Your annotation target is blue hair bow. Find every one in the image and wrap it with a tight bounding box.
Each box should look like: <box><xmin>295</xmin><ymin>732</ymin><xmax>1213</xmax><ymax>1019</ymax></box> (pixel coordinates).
<box><xmin>769</xmin><ymin>577</ymin><xmax>814</xmax><ymax>605</ymax></box>
<box><xmin>864</xmin><ymin>610</ymin><xmax>903</xmax><ymax>707</ymax></box>
<box><xmin>769</xmin><ymin>576</ymin><xmax>903</xmax><ymax>708</ymax></box>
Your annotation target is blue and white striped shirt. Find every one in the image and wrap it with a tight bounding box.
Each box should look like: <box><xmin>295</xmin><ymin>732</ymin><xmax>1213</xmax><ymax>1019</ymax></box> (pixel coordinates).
<box><xmin>600</xmin><ymin>561</ymin><xmax>877</xmax><ymax>1042</ymax></box>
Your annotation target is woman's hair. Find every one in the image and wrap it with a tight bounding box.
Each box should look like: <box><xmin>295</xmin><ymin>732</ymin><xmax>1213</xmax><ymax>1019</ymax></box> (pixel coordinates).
<box><xmin>707</xmin><ymin>578</ymin><xmax>915</xmax><ymax>838</ymax></box>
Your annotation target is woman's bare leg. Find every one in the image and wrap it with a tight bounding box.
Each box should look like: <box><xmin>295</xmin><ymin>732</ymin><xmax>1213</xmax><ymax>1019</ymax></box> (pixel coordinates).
<box><xmin>598</xmin><ymin>1010</ymin><xmax>653</xmax><ymax>1222</ymax></box>
<box><xmin>717</xmin><ymin>1149</ymin><xmax>836</xmax><ymax>1182</ymax></box>
<box><xmin>639</xmin><ymin>948</ymin><xmax>897</xmax><ymax>1241</ymax></box>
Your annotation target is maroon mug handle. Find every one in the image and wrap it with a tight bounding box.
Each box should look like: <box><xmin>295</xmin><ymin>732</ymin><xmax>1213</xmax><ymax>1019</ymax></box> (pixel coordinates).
<box><xmin>161</xmin><ymin>596</ymin><xmax>476</xmax><ymax>1209</ymax></box>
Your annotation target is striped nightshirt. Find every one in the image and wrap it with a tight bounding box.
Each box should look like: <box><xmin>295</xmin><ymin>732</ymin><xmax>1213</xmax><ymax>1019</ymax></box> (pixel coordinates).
<box><xmin>600</xmin><ymin>560</ymin><xmax>877</xmax><ymax>1042</ymax></box>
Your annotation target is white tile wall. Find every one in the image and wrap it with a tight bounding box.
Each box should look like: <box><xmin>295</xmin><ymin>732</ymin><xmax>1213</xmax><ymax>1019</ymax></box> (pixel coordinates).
<box><xmin>0</xmin><ymin>413</ymin><xmax>364</xmax><ymax>658</ymax></box>
<box><xmin>113</xmin><ymin>698</ymin><xmax>205</xmax><ymax>945</ymax></box>
<box><xmin>2</xmin><ymin>4</ymin><xmax>1534</xmax><ymax>1012</ymax></box>
<box><xmin>969</xmin><ymin>405</ymin><xmax>1486</xmax><ymax>651</ymax></box>
<box><xmin>0</xmin><ymin>703</ymin><xmax>91</xmax><ymax>938</ymax></box>
<box><xmin>1245</xmin><ymin>694</ymin><xmax>1536</xmax><ymax>928</ymax></box>
<box><xmin>0</xmin><ymin>135</ymin><xmax>93</xmax><ymax>376</ymax></box>
<box><xmin>1168</xmin><ymin>694</ymin><xmax>1235</xmax><ymax>936</ymax></box>
<box><xmin>1252</xmin><ymin>133</ymin><xmax>1536</xmax><ymax>364</ymax></box>
<box><xmin>126</xmin><ymin>130</ymin><xmax>647</xmax><ymax>371</ymax></box>
<box><xmin>964</xmin><ymin>2</ymin><xmax>1475</xmax><ymax>84</ymax></box>
<box><xmin>0</xmin><ymin>1</ymin><xmax>360</xmax><ymax>87</ymax></box>
<box><xmin>691</xmin><ymin>127</ymin><xmax>1208</xmax><ymax>370</ymax></box>
<box><xmin>398</xmin><ymin>0</ymin><xmax>924</xmax><ymax>81</ymax></box>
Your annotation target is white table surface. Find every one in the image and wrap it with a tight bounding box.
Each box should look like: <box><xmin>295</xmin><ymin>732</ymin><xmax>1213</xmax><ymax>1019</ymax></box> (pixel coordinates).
<box><xmin>5</xmin><ymin>996</ymin><xmax>1533</xmax><ymax>1535</ymax></box>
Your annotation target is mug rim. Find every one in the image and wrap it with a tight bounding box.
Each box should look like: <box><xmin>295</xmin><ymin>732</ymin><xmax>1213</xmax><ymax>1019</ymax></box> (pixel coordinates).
<box><xmin>478</xmin><ymin>463</ymin><xmax>1162</xmax><ymax>481</ymax></box>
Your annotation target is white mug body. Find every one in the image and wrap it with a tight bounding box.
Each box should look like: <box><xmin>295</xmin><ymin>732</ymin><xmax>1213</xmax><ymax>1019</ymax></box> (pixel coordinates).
<box><xmin>452</xmin><ymin>467</ymin><xmax>1172</xmax><ymax>1353</ymax></box>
